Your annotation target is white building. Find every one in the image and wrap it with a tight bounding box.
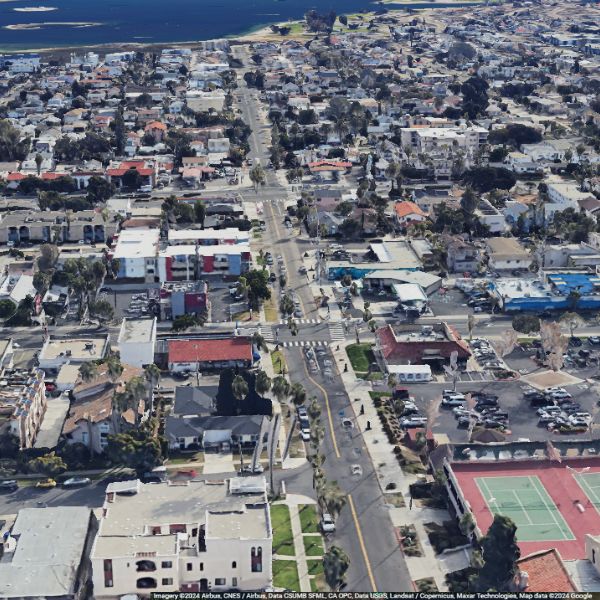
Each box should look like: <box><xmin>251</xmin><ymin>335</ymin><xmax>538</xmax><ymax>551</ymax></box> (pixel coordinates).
<box><xmin>400</xmin><ymin>125</ymin><xmax>488</xmax><ymax>154</ymax></box>
<box><xmin>475</xmin><ymin>199</ymin><xmax>507</xmax><ymax>234</ymax></box>
<box><xmin>91</xmin><ymin>478</ymin><xmax>272</xmax><ymax>598</ymax></box>
<box><xmin>544</xmin><ymin>182</ymin><xmax>596</xmax><ymax>224</ymax></box>
<box><xmin>112</xmin><ymin>229</ymin><xmax>160</xmax><ymax>281</ymax></box>
<box><xmin>38</xmin><ymin>336</ymin><xmax>109</xmax><ymax>370</ymax></box>
<box><xmin>486</xmin><ymin>237</ymin><xmax>532</xmax><ymax>271</ymax></box>
<box><xmin>118</xmin><ymin>318</ymin><xmax>157</xmax><ymax>368</ymax></box>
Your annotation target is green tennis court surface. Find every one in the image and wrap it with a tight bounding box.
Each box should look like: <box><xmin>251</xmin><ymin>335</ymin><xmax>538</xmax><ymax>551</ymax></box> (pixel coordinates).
<box><xmin>574</xmin><ymin>472</ymin><xmax>600</xmax><ymax>509</ymax></box>
<box><xmin>475</xmin><ymin>475</ymin><xmax>575</xmax><ymax>542</ymax></box>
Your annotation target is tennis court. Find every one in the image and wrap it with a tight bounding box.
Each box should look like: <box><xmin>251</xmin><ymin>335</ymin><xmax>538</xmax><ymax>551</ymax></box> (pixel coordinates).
<box><xmin>574</xmin><ymin>471</ymin><xmax>600</xmax><ymax>510</ymax></box>
<box><xmin>475</xmin><ymin>475</ymin><xmax>575</xmax><ymax>542</ymax></box>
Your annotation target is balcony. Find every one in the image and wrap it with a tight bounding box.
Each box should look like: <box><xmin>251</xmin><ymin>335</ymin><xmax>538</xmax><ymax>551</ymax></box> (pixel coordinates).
<box><xmin>136</xmin><ymin>577</ymin><xmax>158</xmax><ymax>589</ymax></box>
<box><xmin>136</xmin><ymin>560</ymin><xmax>157</xmax><ymax>572</ymax></box>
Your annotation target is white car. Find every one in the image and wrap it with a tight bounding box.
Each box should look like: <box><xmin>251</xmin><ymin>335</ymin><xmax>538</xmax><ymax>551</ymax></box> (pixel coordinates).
<box><xmin>320</xmin><ymin>513</ymin><xmax>335</xmax><ymax>533</ymax></box>
<box><xmin>300</xmin><ymin>428</ymin><xmax>311</xmax><ymax>442</ymax></box>
<box><xmin>62</xmin><ymin>477</ymin><xmax>91</xmax><ymax>488</ymax></box>
<box><xmin>443</xmin><ymin>391</ymin><xmax>466</xmax><ymax>401</ymax></box>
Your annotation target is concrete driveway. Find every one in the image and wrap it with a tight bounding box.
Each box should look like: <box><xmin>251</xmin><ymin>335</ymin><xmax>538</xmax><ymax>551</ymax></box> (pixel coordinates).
<box><xmin>203</xmin><ymin>451</ymin><xmax>235</xmax><ymax>475</ymax></box>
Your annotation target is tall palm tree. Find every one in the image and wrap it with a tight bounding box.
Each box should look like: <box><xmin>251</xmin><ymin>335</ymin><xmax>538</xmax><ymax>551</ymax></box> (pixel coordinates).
<box><xmin>271</xmin><ymin>376</ymin><xmax>290</xmax><ymax>404</ymax></box>
<box><xmin>321</xmin><ymin>481</ymin><xmax>347</xmax><ymax>519</ymax></box>
<box><xmin>144</xmin><ymin>363</ymin><xmax>161</xmax><ymax>389</ymax></box>
<box><xmin>111</xmin><ymin>391</ymin><xmax>130</xmax><ymax>434</ymax></box>
<box><xmin>254</xmin><ymin>370</ymin><xmax>272</xmax><ymax>396</ymax></box>
<box><xmin>232</xmin><ymin>374</ymin><xmax>249</xmax><ymax>412</ymax></box>
<box><xmin>79</xmin><ymin>362</ymin><xmax>98</xmax><ymax>383</ymax></box>
<box><xmin>124</xmin><ymin>376</ymin><xmax>148</xmax><ymax>426</ymax></box>
<box><xmin>290</xmin><ymin>382</ymin><xmax>306</xmax><ymax>406</ymax></box>
<box><xmin>307</xmin><ymin>396</ymin><xmax>321</xmax><ymax>421</ymax></box>
<box><xmin>323</xmin><ymin>545</ymin><xmax>350</xmax><ymax>591</ymax></box>
<box><xmin>106</xmin><ymin>353</ymin><xmax>123</xmax><ymax>383</ymax></box>
<box><xmin>251</xmin><ymin>332</ymin><xmax>268</xmax><ymax>353</ymax></box>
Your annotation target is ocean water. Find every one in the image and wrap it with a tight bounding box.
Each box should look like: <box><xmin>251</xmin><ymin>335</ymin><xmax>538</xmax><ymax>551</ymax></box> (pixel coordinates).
<box><xmin>0</xmin><ymin>0</ymin><xmax>473</xmax><ymax>51</ymax></box>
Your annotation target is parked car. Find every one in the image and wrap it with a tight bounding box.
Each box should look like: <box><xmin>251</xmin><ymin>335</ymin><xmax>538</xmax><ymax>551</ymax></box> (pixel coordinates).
<box><xmin>36</xmin><ymin>478</ymin><xmax>57</xmax><ymax>489</ymax></box>
<box><xmin>442</xmin><ymin>397</ymin><xmax>465</xmax><ymax>407</ymax></box>
<box><xmin>62</xmin><ymin>477</ymin><xmax>91</xmax><ymax>488</ymax></box>
<box><xmin>300</xmin><ymin>428</ymin><xmax>311</xmax><ymax>442</ymax></box>
<box><xmin>589</xmin><ymin>336</ymin><xmax>600</xmax><ymax>346</ymax></box>
<box><xmin>0</xmin><ymin>480</ymin><xmax>18</xmax><ymax>492</ymax></box>
<box><xmin>400</xmin><ymin>417</ymin><xmax>428</xmax><ymax>428</ymax></box>
<box><xmin>569</xmin><ymin>336</ymin><xmax>583</xmax><ymax>347</ymax></box>
<box><xmin>320</xmin><ymin>513</ymin><xmax>335</xmax><ymax>533</ymax></box>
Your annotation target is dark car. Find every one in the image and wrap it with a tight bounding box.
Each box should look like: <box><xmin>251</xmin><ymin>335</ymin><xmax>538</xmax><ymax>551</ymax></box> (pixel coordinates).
<box><xmin>579</xmin><ymin>349</ymin><xmax>591</xmax><ymax>358</ymax></box>
<box><xmin>569</xmin><ymin>336</ymin><xmax>583</xmax><ymax>347</ymax></box>
<box><xmin>0</xmin><ymin>480</ymin><xmax>18</xmax><ymax>492</ymax></box>
<box><xmin>528</xmin><ymin>394</ymin><xmax>549</xmax><ymax>406</ymax></box>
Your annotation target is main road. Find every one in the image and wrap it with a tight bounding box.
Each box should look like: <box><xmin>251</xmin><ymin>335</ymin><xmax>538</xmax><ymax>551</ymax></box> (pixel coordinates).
<box><xmin>232</xmin><ymin>46</ymin><xmax>413</xmax><ymax>591</ymax></box>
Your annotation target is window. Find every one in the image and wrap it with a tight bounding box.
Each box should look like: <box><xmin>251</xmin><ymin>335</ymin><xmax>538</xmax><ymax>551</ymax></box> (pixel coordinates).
<box><xmin>162</xmin><ymin>578</ymin><xmax>173</xmax><ymax>585</ymax></box>
<box><xmin>232</xmin><ymin>577</ymin><xmax>238</xmax><ymax>587</ymax></box>
<box><xmin>251</xmin><ymin>547</ymin><xmax>263</xmax><ymax>573</ymax></box>
<box><xmin>593</xmin><ymin>549</ymin><xmax>596</xmax><ymax>564</ymax></box>
<box><xmin>232</xmin><ymin>561</ymin><xmax>237</xmax><ymax>569</ymax></box>
<box><xmin>215</xmin><ymin>578</ymin><xmax>226</xmax><ymax>586</ymax></box>
<box><xmin>187</xmin><ymin>563</ymin><xmax>193</xmax><ymax>572</ymax></box>
<box><xmin>103</xmin><ymin>559</ymin><xmax>114</xmax><ymax>588</ymax></box>
<box><xmin>161</xmin><ymin>561</ymin><xmax>172</xmax><ymax>569</ymax></box>
<box><xmin>151</xmin><ymin>526</ymin><xmax>161</xmax><ymax>535</ymax></box>
<box><xmin>200</xmin><ymin>563</ymin><xmax>204</xmax><ymax>571</ymax></box>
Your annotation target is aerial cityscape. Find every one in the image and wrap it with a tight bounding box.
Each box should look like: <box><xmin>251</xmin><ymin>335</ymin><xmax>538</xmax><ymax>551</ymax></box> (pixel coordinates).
<box><xmin>1</xmin><ymin>0</ymin><xmax>600</xmax><ymax>596</ymax></box>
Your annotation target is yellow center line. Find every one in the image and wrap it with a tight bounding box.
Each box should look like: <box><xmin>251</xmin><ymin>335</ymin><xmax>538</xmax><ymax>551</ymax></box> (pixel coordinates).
<box><xmin>302</xmin><ymin>359</ymin><xmax>340</xmax><ymax>459</ymax></box>
<box><xmin>348</xmin><ymin>494</ymin><xmax>377</xmax><ymax>591</ymax></box>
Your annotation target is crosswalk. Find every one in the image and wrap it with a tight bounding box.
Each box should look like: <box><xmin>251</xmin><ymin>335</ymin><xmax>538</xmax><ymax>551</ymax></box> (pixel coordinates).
<box><xmin>328</xmin><ymin>322</ymin><xmax>346</xmax><ymax>341</ymax></box>
<box><xmin>259</xmin><ymin>326</ymin><xmax>275</xmax><ymax>342</ymax></box>
<box><xmin>278</xmin><ymin>318</ymin><xmax>320</xmax><ymax>325</ymax></box>
<box><xmin>281</xmin><ymin>340</ymin><xmax>330</xmax><ymax>348</ymax></box>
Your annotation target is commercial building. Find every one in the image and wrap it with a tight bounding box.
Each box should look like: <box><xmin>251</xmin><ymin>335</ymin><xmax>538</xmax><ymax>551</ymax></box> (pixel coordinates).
<box><xmin>375</xmin><ymin>322</ymin><xmax>471</xmax><ymax>370</ymax></box>
<box><xmin>167</xmin><ymin>337</ymin><xmax>253</xmax><ymax>372</ymax></box>
<box><xmin>38</xmin><ymin>336</ymin><xmax>109</xmax><ymax>370</ymax></box>
<box><xmin>0</xmin><ymin>507</ymin><xmax>97</xmax><ymax>600</ymax></box>
<box><xmin>118</xmin><ymin>318</ymin><xmax>157</xmax><ymax>368</ymax></box>
<box><xmin>153</xmin><ymin>281</ymin><xmax>210</xmax><ymax>320</ymax></box>
<box><xmin>91</xmin><ymin>478</ymin><xmax>272</xmax><ymax>597</ymax></box>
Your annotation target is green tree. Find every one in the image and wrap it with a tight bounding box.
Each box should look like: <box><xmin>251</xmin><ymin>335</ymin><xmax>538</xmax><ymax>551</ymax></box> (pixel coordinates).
<box><xmin>38</xmin><ymin>243</ymin><xmax>60</xmax><ymax>271</ymax></box>
<box><xmin>86</xmin><ymin>176</ymin><xmax>115</xmax><ymax>204</ymax></box>
<box><xmin>172</xmin><ymin>313</ymin><xmax>206</xmax><ymax>331</ymax></box>
<box><xmin>106</xmin><ymin>430</ymin><xmax>162</xmax><ymax>476</ymax></box>
<box><xmin>0</xmin><ymin>299</ymin><xmax>16</xmax><ymax>319</ymax></box>
<box><xmin>194</xmin><ymin>200</ymin><xmax>206</xmax><ymax>227</ymax></box>
<box><xmin>560</xmin><ymin>311</ymin><xmax>585</xmax><ymax>338</ymax></box>
<box><xmin>27</xmin><ymin>452</ymin><xmax>67</xmax><ymax>476</ymax></box>
<box><xmin>232</xmin><ymin>374</ymin><xmax>249</xmax><ymax>406</ymax></box>
<box><xmin>272</xmin><ymin>376</ymin><xmax>290</xmax><ymax>403</ymax></box>
<box><xmin>249</xmin><ymin>164</ymin><xmax>266</xmax><ymax>192</ymax></box>
<box><xmin>511</xmin><ymin>314</ymin><xmax>540</xmax><ymax>334</ymax></box>
<box><xmin>90</xmin><ymin>299</ymin><xmax>114</xmax><ymax>321</ymax></box>
<box><xmin>106</xmin><ymin>353</ymin><xmax>124</xmax><ymax>383</ymax></box>
<box><xmin>35</xmin><ymin>153</ymin><xmax>43</xmax><ymax>176</ymax></box>
<box><xmin>254</xmin><ymin>370</ymin><xmax>272</xmax><ymax>396</ymax></box>
<box><xmin>323</xmin><ymin>545</ymin><xmax>350</xmax><ymax>591</ymax></box>
<box><xmin>290</xmin><ymin>382</ymin><xmax>307</xmax><ymax>406</ymax></box>
<box><xmin>122</xmin><ymin>168</ymin><xmax>142</xmax><ymax>189</ymax></box>
<box><xmin>79</xmin><ymin>361</ymin><xmax>98</xmax><ymax>383</ymax></box>
<box><xmin>475</xmin><ymin>514</ymin><xmax>520</xmax><ymax>592</ymax></box>
<box><xmin>0</xmin><ymin>119</ymin><xmax>30</xmax><ymax>161</ymax></box>
<box><xmin>244</xmin><ymin>269</ymin><xmax>271</xmax><ymax>310</ymax></box>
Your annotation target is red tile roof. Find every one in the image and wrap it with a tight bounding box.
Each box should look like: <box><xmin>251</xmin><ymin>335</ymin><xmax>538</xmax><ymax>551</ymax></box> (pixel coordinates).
<box><xmin>168</xmin><ymin>338</ymin><xmax>252</xmax><ymax>364</ymax></box>
<box><xmin>394</xmin><ymin>200</ymin><xmax>426</xmax><ymax>219</ymax></box>
<box><xmin>6</xmin><ymin>172</ymin><xmax>25</xmax><ymax>181</ymax></box>
<box><xmin>516</xmin><ymin>549</ymin><xmax>577</xmax><ymax>592</ymax></box>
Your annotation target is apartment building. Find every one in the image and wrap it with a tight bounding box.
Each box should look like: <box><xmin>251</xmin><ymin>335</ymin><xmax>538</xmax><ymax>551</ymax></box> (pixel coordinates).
<box><xmin>91</xmin><ymin>478</ymin><xmax>272</xmax><ymax>597</ymax></box>
<box><xmin>3</xmin><ymin>368</ymin><xmax>47</xmax><ymax>449</ymax></box>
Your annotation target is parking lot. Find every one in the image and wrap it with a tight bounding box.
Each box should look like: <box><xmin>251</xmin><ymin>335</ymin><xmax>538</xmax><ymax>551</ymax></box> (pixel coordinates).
<box><xmin>404</xmin><ymin>378</ymin><xmax>600</xmax><ymax>444</ymax></box>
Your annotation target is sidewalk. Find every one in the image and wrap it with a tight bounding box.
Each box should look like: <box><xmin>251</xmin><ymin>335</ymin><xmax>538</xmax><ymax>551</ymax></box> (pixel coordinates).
<box><xmin>330</xmin><ymin>340</ymin><xmax>467</xmax><ymax>590</ymax></box>
<box><xmin>273</xmin><ymin>493</ymin><xmax>318</xmax><ymax>593</ymax></box>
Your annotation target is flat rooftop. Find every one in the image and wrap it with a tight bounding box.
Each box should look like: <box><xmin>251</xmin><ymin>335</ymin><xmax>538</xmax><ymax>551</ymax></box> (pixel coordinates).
<box><xmin>206</xmin><ymin>504</ymin><xmax>269</xmax><ymax>540</ymax></box>
<box><xmin>493</xmin><ymin>278</ymin><xmax>553</xmax><ymax>299</ymax></box>
<box><xmin>40</xmin><ymin>337</ymin><xmax>108</xmax><ymax>361</ymax></box>
<box><xmin>0</xmin><ymin>507</ymin><xmax>92</xmax><ymax>598</ymax></box>
<box><xmin>118</xmin><ymin>318</ymin><xmax>156</xmax><ymax>345</ymax></box>
<box><xmin>112</xmin><ymin>228</ymin><xmax>160</xmax><ymax>259</ymax></box>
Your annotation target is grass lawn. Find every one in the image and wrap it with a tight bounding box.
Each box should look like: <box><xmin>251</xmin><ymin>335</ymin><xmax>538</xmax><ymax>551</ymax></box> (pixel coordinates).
<box><xmin>369</xmin><ymin>391</ymin><xmax>392</xmax><ymax>401</ymax></box>
<box><xmin>303</xmin><ymin>535</ymin><xmax>324</xmax><ymax>557</ymax></box>
<box><xmin>346</xmin><ymin>343</ymin><xmax>374</xmax><ymax>373</ymax></box>
<box><xmin>273</xmin><ymin>559</ymin><xmax>300</xmax><ymax>591</ymax></box>
<box><xmin>299</xmin><ymin>504</ymin><xmax>319</xmax><ymax>533</ymax></box>
<box><xmin>264</xmin><ymin>296</ymin><xmax>278</xmax><ymax>322</ymax></box>
<box><xmin>166</xmin><ymin>451</ymin><xmax>204</xmax><ymax>465</ymax></box>
<box><xmin>307</xmin><ymin>559</ymin><xmax>327</xmax><ymax>591</ymax></box>
<box><xmin>271</xmin><ymin>349</ymin><xmax>287</xmax><ymax>375</ymax></box>
<box><xmin>271</xmin><ymin>504</ymin><xmax>295</xmax><ymax>556</ymax></box>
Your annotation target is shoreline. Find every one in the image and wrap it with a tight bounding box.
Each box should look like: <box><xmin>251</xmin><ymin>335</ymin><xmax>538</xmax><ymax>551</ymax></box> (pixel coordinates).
<box><xmin>0</xmin><ymin>4</ymin><xmax>454</xmax><ymax>54</ymax></box>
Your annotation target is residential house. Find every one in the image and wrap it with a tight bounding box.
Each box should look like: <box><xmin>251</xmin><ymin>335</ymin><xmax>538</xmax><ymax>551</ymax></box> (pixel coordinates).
<box><xmin>445</xmin><ymin>236</ymin><xmax>482</xmax><ymax>274</ymax></box>
<box><xmin>486</xmin><ymin>237</ymin><xmax>532</xmax><ymax>271</ymax></box>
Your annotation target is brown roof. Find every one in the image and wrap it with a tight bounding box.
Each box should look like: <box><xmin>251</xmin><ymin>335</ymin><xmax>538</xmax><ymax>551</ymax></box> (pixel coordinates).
<box><xmin>64</xmin><ymin>364</ymin><xmax>144</xmax><ymax>434</ymax></box>
<box><xmin>516</xmin><ymin>549</ymin><xmax>577</xmax><ymax>592</ymax></box>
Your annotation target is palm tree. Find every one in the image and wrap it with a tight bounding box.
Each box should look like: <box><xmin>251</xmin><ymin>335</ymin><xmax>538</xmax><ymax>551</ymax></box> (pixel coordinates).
<box><xmin>290</xmin><ymin>382</ymin><xmax>306</xmax><ymax>406</ymax></box>
<box><xmin>79</xmin><ymin>362</ymin><xmax>98</xmax><ymax>383</ymax></box>
<box><xmin>272</xmin><ymin>375</ymin><xmax>290</xmax><ymax>404</ymax></box>
<box><xmin>111</xmin><ymin>391</ymin><xmax>130</xmax><ymax>434</ymax></box>
<box><xmin>106</xmin><ymin>353</ymin><xmax>123</xmax><ymax>383</ymax></box>
<box><xmin>144</xmin><ymin>363</ymin><xmax>161</xmax><ymax>390</ymax></box>
<box><xmin>124</xmin><ymin>376</ymin><xmax>147</xmax><ymax>426</ymax></box>
<box><xmin>254</xmin><ymin>370</ymin><xmax>272</xmax><ymax>396</ymax></box>
<box><xmin>35</xmin><ymin>153</ymin><xmax>43</xmax><ymax>176</ymax></box>
<box><xmin>321</xmin><ymin>481</ymin><xmax>347</xmax><ymax>519</ymax></box>
<box><xmin>249</xmin><ymin>164</ymin><xmax>266</xmax><ymax>192</ymax></box>
<box><xmin>232</xmin><ymin>374</ymin><xmax>249</xmax><ymax>409</ymax></box>
<box><xmin>323</xmin><ymin>545</ymin><xmax>350</xmax><ymax>591</ymax></box>
<box><xmin>251</xmin><ymin>332</ymin><xmax>268</xmax><ymax>353</ymax></box>
<box><xmin>309</xmin><ymin>423</ymin><xmax>325</xmax><ymax>454</ymax></box>
<box><xmin>307</xmin><ymin>396</ymin><xmax>321</xmax><ymax>421</ymax></box>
